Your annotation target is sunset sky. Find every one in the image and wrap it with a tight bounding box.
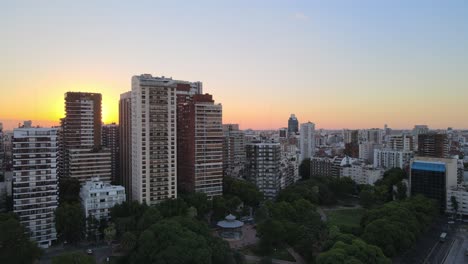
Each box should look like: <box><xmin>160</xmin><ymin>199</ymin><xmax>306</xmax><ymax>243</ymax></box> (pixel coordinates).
<box><xmin>1</xmin><ymin>1</ymin><xmax>468</xmax><ymax>130</ymax></box>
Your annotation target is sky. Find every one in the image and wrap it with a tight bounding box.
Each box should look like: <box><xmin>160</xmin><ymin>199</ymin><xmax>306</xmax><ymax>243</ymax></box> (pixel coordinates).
<box><xmin>1</xmin><ymin>0</ymin><xmax>468</xmax><ymax>130</ymax></box>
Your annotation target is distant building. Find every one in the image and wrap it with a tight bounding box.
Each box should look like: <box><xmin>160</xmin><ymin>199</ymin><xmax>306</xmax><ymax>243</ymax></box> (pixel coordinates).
<box><xmin>279</xmin><ymin>128</ymin><xmax>287</xmax><ymax>139</ymax></box>
<box><xmin>280</xmin><ymin>152</ymin><xmax>299</xmax><ymax>188</ymax></box>
<box><xmin>288</xmin><ymin>114</ymin><xmax>299</xmax><ymax>135</ymax></box>
<box><xmin>359</xmin><ymin>142</ymin><xmax>382</xmax><ymax>164</ymax></box>
<box><xmin>13</xmin><ymin>126</ymin><xmax>58</xmax><ymax>248</ymax></box>
<box><xmin>341</xmin><ymin>161</ymin><xmax>384</xmax><ymax>185</ymax></box>
<box><xmin>80</xmin><ymin>178</ymin><xmax>126</xmax><ymax>221</ymax></box>
<box><xmin>373</xmin><ymin>149</ymin><xmax>413</xmax><ymax>169</ymax></box>
<box><xmin>102</xmin><ymin>123</ymin><xmax>119</xmax><ymax>183</ymax></box>
<box><xmin>310</xmin><ymin>157</ymin><xmax>333</xmax><ymax>178</ymax></box>
<box><xmin>223</xmin><ymin>124</ymin><xmax>245</xmax><ymax>179</ymax></box>
<box><xmin>246</xmin><ymin>143</ymin><xmax>281</xmax><ymax>199</ymax></box>
<box><xmin>343</xmin><ymin>129</ymin><xmax>359</xmax><ymax>144</ymax></box>
<box><xmin>417</xmin><ymin>133</ymin><xmax>449</xmax><ymax>158</ymax></box>
<box><xmin>447</xmin><ymin>186</ymin><xmax>468</xmax><ymax>216</ymax></box>
<box><xmin>410</xmin><ymin>157</ymin><xmax>458</xmax><ymax>210</ymax></box>
<box><xmin>365</xmin><ymin>128</ymin><xmax>383</xmax><ymax>144</ymax></box>
<box><xmin>388</xmin><ymin>134</ymin><xmax>414</xmax><ymax>151</ymax></box>
<box><xmin>119</xmin><ymin>91</ymin><xmax>132</xmax><ymax>200</ymax></box>
<box><xmin>413</xmin><ymin>125</ymin><xmax>429</xmax><ymax>136</ymax></box>
<box><xmin>300</xmin><ymin>122</ymin><xmax>315</xmax><ymax>161</ymax></box>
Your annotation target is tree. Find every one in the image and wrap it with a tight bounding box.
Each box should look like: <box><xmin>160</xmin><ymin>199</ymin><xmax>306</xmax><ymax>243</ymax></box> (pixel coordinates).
<box><xmin>55</xmin><ymin>202</ymin><xmax>85</xmax><ymax>243</ymax></box>
<box><xmin>104</xmin><ymin>223</ymin><xmax>116</xmax><ymax>245</ymax></box>
<box><xmin>299</xmin><ymin>158</ymin><xmax>311</xmax><ymax>180</ymax></box>
<box><xmin>52</xmin><ymin>252</ymin><xmax>95</xmax><ymax>264</ymax></box>
<box><xmin>181</xmin><ymin>192</ymin><xmax>211</xmax><ymax>217</ymax></box>
<box><xmin>395</xmin><ymin>181</ymin><xmax>407</xmax><ymax>200</ymax></box>
<box><xmin>212</xmin><ymin>196</ymin><xmax>228</xmax><ymax>220</ymax></box>
<box><xmin>0</xmin><ymin>213</ymin><xmax>42</xmax><ymax>264</ymax></box>
<box><xmin>120</xmin><ymin>232</ymin><xmax>137</xmax><ymax>252</ymax></box>
<box><xmin>329</xmin><ymin>177</ymin><xmax>355</xmax><ymax>199</ymax></box>
<box><xmin>58</xmin><ymin>177</ymin><xmax>81</xmax><ymax>204</ymax></box>
<box><xmin>224</xmin><ymin>177</ymin><xmax>263</xmax><ymax>207</ymax></box>
<box><xmin>359</xmin><ymin>185</ymin><xmax>375</xmax><ymax>209</ymax></box>
<box><xmin>317</xmin><ymin>239</ymin><xmax>390</xmax><ymax>264</ymax></box>
<box><xmin>137</xmin><ymin>206</ymin><xmax>162</xmax><ymax>232</ymax></box>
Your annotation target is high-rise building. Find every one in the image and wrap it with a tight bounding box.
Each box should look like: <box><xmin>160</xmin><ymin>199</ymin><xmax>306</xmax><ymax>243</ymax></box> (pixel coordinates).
<box><xmin>177</xmin><ymin>91</ymin><xmax>223</xmax><ymax>198</ymax></box>
<box><xmin>388</xmin><ymin>134</ymin><xmax>414</xmax><ymax>151</ymax></box>
<box><xmin>413</xmin><ymin>125</ymin><xmax>429</xmax><ymax>136</ymax></box>
<box><xmin>223</xmin><ymin>124</ymin><xmax>245</xmax><ymax>179</ymax></box>
<box><xmin>102</xmin><ymin>123</ymin><xmax>119</xmax><ymax>183</ymax></box>
<box><xmin>365</xmin><ymin>128</ymin><xmax>383</xmax><ymax>144</ymax></box>
<box><xmin>0</xmin><ymin>122</ymin><xmax>4</xmax><ymax>182</ymax></box>
<box><xmin>60</xmin><ymin>92</ymin><xmax>111</xmax><ymax>183</ymax></box>
<box><xmin>246</xmin><ymin>142</ymin><xmax>281</xmax><ymax>199</ymax></box>
<box><xmin>410</xmin><ymin>157</ymin><xmax>457</xmax><ymax>210</ymax></box>
<box><xmin>279</xmin><ymin>128</ymin><xmax>287</xmax><ymax>139</ymax></box>
<box><xmin>343</xmin><ymin>129</ymin><xmax>359</xmax><ymax>144</ymax></box>
<box><xmin>119</xmin><ymin>91</ymin><xmax>132</xmax><ymax>200</ymax></box>
<box><xmin>131</xmin><ymin>75</ymin><xmax>178</xmax><ymax>204</ymax></box>
<box><xmin>359</xmin><ymin>142</ymin><xmax>382</xmax><ymax>164</ymax></box>
<box><xmin>13</xmin><ymin>126</ymin><xmax>58</xmax><ymax>248</ymax></box>
<box><xmin>417</xmin><ymin>133</ymin><xmax>449</xmax><ymax>158</ymax></box>
<box><xmin>300</xmin><ymin>122</ymin><xmax>315</xmax><ymax>161</ymax></box>
<box><xmin>288</xmin><ymin>114</ymin><xmax>299</xmax><ymax>135</ymax></box>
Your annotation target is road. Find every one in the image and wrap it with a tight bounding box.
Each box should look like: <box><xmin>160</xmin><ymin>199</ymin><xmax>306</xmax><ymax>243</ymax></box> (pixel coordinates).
<box><xmin>443</xmin><ymin>228</ymin><xmax>468</xmax><ymax>264</ymax></box>
<box><xmin>39</xmin><ymin>242</ymin><xmax>112</xmax><ymax>264</ymax></box>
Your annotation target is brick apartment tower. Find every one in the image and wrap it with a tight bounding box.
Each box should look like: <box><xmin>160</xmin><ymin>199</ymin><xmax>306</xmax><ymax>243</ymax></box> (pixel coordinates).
<box><xmin>177</xmin><ymin>84</ymin><xmax>223</xmax><ymax>198</ymax></box>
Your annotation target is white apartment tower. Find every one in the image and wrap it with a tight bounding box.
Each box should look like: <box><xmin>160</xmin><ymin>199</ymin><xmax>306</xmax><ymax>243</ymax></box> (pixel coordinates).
<box><xmin>13</xmin><ymin>126</ymin><xmax>58</xmax><ymax>248</ymax></box>
<box><xmin>300</xmin><ymin>122</ymin><xmax>315</xmax><ymax>162</ymax></box>
<box><xmin>131</xmin><ymin>74</ymin><xmax>178</xmax><ymax>204</ymax></box>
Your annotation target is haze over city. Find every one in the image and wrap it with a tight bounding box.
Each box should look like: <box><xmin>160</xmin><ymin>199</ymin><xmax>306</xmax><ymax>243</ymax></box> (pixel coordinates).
<box><xmin>1</xmin><ymin>0</ymin><xmax>468</xmax><ymax>130</ymax></box>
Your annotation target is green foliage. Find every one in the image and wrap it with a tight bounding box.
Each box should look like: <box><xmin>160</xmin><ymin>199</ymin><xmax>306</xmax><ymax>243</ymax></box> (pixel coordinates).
<box><xmin>326</xmin><ymin>209</ymin><xmax>365</xmax><ymax>236</ymax></box>
<box><xmin>299</xmin><ymin>158</ymin><xmax>311</xmax><ymax>180</ymax></box>
<box><xmin>120</xmin><ymin>232</ymin><xmax>137</xmax><ymax>252</ymax></box>
<box><xmin>137</xmin><ymin>207</ymin><xmax>162</xmax><ymax>232</ymax></box>
<box><xmin>55</xmin><ymin>202</ymin><xmax>85</xmax><ymax>243</ymax></box>
<box><xmin>223</xmin><ymin>177</ymin><xmax>263</xmax><ymax>207</ymax></box>
<box><xmin>181</xmin><ymin>192</ymin><xmax>211</xmax><ymax>217</ymax></box>
<box><xmin>104</xmin><ymin>223</ymin><xmax>117</xmax><ymax>244</ymax></box>
<box><xmin>329</xmin><ymin>177</ymin><xmax>356</xmax><ymax>199</ymax></box>
<box><xmin>58</xmin><ymin>177</ymin><xmax>81</xmax><ymax>204</ymax></box>
<box><xmin>0</xmin><ymin>213</ymin><xmax>42</xmax><ymax>264</ymax></box>
<box><xmin>276</xmin><ymin>180</ymin><xmax>319</xmax><ymax>204</ymax></box>
<box><xmin>157</xmin><ymin>198</ymin><xmax>189</xmax><ymax>218</ymax></box>
<box><xmin>451</xmin><ymin>195</ymin><xmax>459</xmax><ymax>213</ymax></box>
<box><xmin>360</xmin><ymin>195</ymin><xmax>438</xmax><ymax>257</ymax></box>
<box><xmin>52</xmin><ymin>252</ymin><xmax>96</xmax><ymax>264</ymax></box>
<box><xmin>317</xmin><ymin>239</ymin><xmax>390</xmax><ymax>264</ymax></box>
<box><xmin>395</xmin><ymin>181</ymin><xmax>407</xmax><ymax>200</ymax></box>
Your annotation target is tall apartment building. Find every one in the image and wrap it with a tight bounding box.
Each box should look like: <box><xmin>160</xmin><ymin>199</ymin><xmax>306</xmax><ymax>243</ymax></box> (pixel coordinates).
<box><xmin>245</xmin><ymin>143</ymin><xmax>281</xmax><ymax>199</ymax></box>
<box><xmin>177</xmin><ymin>90</ymin><xmax>223</xmax><ymax>198</ymax></box>
<box><xmin>13</xmin><ymin>126</ymin><xmax>58</xmax><ymax>248</ymax></box>
<box><xmin>409</xmin><ymin>157</ymin><xmax>457</xmax><ymax>210</ymax></box>
<box><xmin>288</xmin><ymin>114</ymin><xmax>299</xmax><ymax>134</ymax></box>
<box><xmin>60</xmin><ymin>92</ymin><xmax>111</xmax><ymax>183</ymax></box>
<box><xmin>310</xmin><ymin>157</ymin><xmax>333</xmax><ymax>178</ymax></box>
<box><xmin>388</xmin><ymin>134</ymin><xmax>414</xmax><ymax>151</ymax></box>
<box><xmin>300</xmin><ymin>122</ymin><xmax>315</xmax><ymax>162</ymax></box>
<box><xmin>223</xmin><ymin>124</ymin><xmax>245</xmax><ymax>178</ymax></box>
<box><xmin>413</xmin><ymin>125</ymin><xmax>429</xmax><ymax>136</ymax></box>
<box><xmin>131</xmin><ymin>75</ymin><xmax>178</xmax><ymax>204</ymax></box>
<box><xmin>80</xmin><ymin>178</ymin><xmax>126</xmax><ymax>221</ymax></box>
<box><xmin>119</xmin><ymin>91</ymin><xmax>132</xmax><ymax>200</ymax></box>
<box><xmin>417</xmin><ymin>133</ymin><xmax>449</xmax><ymax>158</ymax></box>
<box><xmin>280</xmin><ymin>153</ymin><xmax>299</xmax><ymax>188</ymax></box>
<box><xmin>359</xmin><ymin>142</ymin><xmax>382</xmax><ymax>164</ymax></box>
<box><xmin>343</xmin><ymin>129</ymin><xmax>359</xmax><ymax>144</ymax></box>
<box><xmin>373</xmin><ymin>149</ymin><xmax>413</xmax><ymax>169</ymax></box>
<box><xmin>363</xmin><ymin>128</ymin><xmax>383</xmax><ymax>144</ymax></box>
<box><xmin>102</xmin><ymin>123</ymin><xmax>119</xmax><ymax>183</ymax></box>
<box><xmin>0</xmin><ymin>123</ymin><xmax>4</xmax><ymax>181</ymax></box>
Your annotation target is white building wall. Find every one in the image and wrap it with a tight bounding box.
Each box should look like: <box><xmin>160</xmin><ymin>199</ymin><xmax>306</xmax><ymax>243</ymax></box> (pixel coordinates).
<box><xmin>80</xmin><ymin>178</ymin><xmax>126</xmax><ymax>221</ymax></box>
<box><xmin>300</xmin><ymin>122</ymin><xmax>315</xmax><ymax>162</ymax></box>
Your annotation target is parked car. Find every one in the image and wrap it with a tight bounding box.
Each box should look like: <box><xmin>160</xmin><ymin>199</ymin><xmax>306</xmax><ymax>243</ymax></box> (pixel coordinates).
<box><xmin>86</xmin><ymin>249</ymin><xmax>93</xmax><ymax>255</ymax></box>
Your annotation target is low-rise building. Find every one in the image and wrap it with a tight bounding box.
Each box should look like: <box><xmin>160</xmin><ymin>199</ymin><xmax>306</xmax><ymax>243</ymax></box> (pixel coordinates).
<box><xmin>447</xmin><ymin>186</ymin><xmax>468</xmax><ymax>216</ymax></box>
<box><xmin>80</xmin><ymin>178</ymin><xmax>126</xmax><ymax>221</ymax></box>
<box><xmin>341</xmin><ymin>161</ymin><xmax>384</xmax><ymax>185</ymax></box>
<box><xmin>373</xmin><ymin>149</ymin><xmax>413</xmax><ymax>169</ymax></box>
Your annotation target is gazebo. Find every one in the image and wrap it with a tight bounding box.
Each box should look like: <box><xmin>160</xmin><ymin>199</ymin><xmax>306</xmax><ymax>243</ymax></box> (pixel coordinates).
<box><xmin>217</xmin><ymin>214</ymin><xmax>244</xmax><ymax>240</ymax></box>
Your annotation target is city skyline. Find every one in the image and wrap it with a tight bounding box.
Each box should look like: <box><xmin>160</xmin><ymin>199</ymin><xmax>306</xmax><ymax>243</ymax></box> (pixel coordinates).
<box><xmin>1</xmin><ymin>1</ymin><xmax>468</xmax><ymax>130</ymax></box>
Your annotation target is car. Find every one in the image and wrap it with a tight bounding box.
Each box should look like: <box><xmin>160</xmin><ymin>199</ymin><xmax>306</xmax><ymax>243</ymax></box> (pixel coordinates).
<box><xmin>86</xmin><ymin>249</ymin><xmax>93</xmax><ymax>255</ymax></box>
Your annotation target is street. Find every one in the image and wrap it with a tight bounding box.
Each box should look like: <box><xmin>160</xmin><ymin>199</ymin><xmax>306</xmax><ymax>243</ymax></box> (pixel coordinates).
<box><xmin>39</xmin><ymin>242</ymin><xmax>112</xmax><ymax>264</ymax></box>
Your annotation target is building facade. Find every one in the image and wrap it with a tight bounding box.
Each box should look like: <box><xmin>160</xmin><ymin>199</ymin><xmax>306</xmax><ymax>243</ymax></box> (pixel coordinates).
<box><xmin>80</xmin><ymin>178</ymin><xmax>125</xmax><ymax>221</ymax></box>
<box><xmin>131</xmin><ymin>75</ymin><xmax>178</xmax><ymax>204</ymax></box>
<box><xmin>341</xmin><ymin>162</ymin><xmax>383</xmax><ymax>185</ymax></box>
<box><xmin>310</xmin><ymin>157</ymin><xmax>333</xmax><ymax>178</ymax></box>
<box><xmin>300</xmin><ymin>122</ymin><xmax>315</xmax><ymax>162</ymax></box>
<box><xmin>373</xmin><ymin>149</ymin><xmax>413</xmax><ymax>169</ymax></box>
<box><xmin>177</xmin><ymin>90</ymin><xmax>223</xmax><ymax>198</ymax></box>
<box><xmin>223</xmin><ymin>124</ymin><xmax>245</xmax><ymax>178</ymax></box>
<box><xmin>388</xmin><ymin>134</ymin><xmax>414</xmax><ymax>151</ymax></box>
<box><xmin>288</xmin><ymin>114</ymin><xmax>299</xmax><ymax>134</ymax></box>
<box><xmin>245</xmin><ymin>143</ymin><xmax>281</xmax><ymax>199</ymax></box>
<box><xmin>417</xmin><ymin>133</ymin><xmax>449</xmax><ymax>158</ymax></box>
<box><xmin>60</xmin><ymin>92</ymin><xmax>111</xmax><ymax>183</ymax></box>
<box><xmin>13</xmin><ymin>126</ymin><xmax>58</xmax><ymax>248</ymax></box>
<box><xmin>409</xmin><ymin>157</ymin><xmax>457</xmax><ymax>210</ymax></box>
<box><xmin>119</xmin><ymin>91</ymin><xmax>132</xmax><ymax>200</ymax></box>
<box><xmin>102</xmin><ymin>123</ymin><xmax>119</xmax><ymax>183</ymax></box>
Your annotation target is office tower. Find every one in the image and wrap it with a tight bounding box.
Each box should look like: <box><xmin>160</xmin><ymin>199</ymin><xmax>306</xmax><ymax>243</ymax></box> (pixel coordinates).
<box><xmin>245</xmin><ymin>142</ymin><xmax>281</xmax><ymax>199</ymax></box>
<box><xmin>288</xmin><ymin>114</ymin><xmax>299</xmax><ymax>134</ymax></box>
<box><xmin>131</xmin><ymin>74</ymin><xmax>178</xmax><ymax>204</ymax></box>
<box><xmin>223</xmin><ymin>124</ymin><xmax>245</xmax><ymax>179</ymax></box>
<box><xmin>365</xmin><ymin>128</ymin><xmax>383</xmax><ymax>144</ymax></box>
<box><xmin>102</xmin><ymin>123</ymin><xmax>119</xmax><ymax>183</ymax></box>
<box><xmin>177</xmin><ymin>91</ymin><xmax>223</xmax><ymax>198</ymax></box>
<box><xmin>373</xmin><ymin>149</ymin><xmax>413</xmax><ymax>169</ymax></box>
<box><xmin>60</xmin><ymin>92</ymin><xmax>111</xmax><ymax>183</ymax></box>
<box><xmin>80</xmin><ymin>178</ymin><xmax>126</xmax><ymax>221</ymax></box>
<box><xmin>300</xmin><ymin>122</ymin><xmax>315</xmax><ymax>161</ymax></box>
<box><xmin>119</xmin><ymin>91</ymin><xmax>132</xmax><ymax>200</ymax></box>
<box><xmin>417</xmin><ymin>133</ymin><xmax>449</xmax><ymax>158</ymax></box>
<box><xmin>413</xmin><ymin>125</ymin><xmax>429</xmax><ymax>136</ymax></box>
<box><xmin>13</xmin><ymin>125</ymin><xmax>58</xmax><ymax>248</ymax></box>
<box><xmin>410</xmin><ymin>157</ymin><xmax>457</xmax><ymax>210</ymax></box>
<box><xmin>388</xmin><ymin>134</ymin><xmax>414</xmax><ymax>151</ymax></box>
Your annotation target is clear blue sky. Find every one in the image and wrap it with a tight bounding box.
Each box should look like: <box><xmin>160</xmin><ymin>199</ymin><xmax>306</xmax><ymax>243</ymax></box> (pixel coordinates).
<box><xmin>1</xmin><ymin>0</ymin><xmax>467</xmax><ymax>130</ymax></box>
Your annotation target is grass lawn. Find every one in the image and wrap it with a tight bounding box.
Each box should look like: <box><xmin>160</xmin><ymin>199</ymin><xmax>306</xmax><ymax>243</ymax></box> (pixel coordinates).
<box><xmin>326</xmin><ymin>208</ymin><xmax>365</xmax><ymax>229</ymax></box>
<box><xmin>240</xmin><ymin>245</ymin><xmax>295</xmax><ymax>262</ymax></box>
